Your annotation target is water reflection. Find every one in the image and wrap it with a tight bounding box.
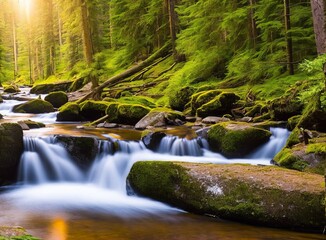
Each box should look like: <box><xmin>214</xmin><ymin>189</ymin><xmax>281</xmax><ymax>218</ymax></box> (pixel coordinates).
<box><xmin>49</xmin><ymin>218</ymin><xmax>67</xmax><ymax>240</ymax></box>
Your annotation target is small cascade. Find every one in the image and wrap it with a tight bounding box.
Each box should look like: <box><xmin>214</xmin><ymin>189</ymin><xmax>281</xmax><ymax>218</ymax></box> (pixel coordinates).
<box><xmin>248</xmin><ymin>127</ymin><xmax>290</xmax><ymax>159</ymax></box>
<box><xmin>157</xmin><ymin>136</ymin><xmax>207</xmax><ymax>156</ymax></box>
<box><xmin>0</xmin><ymin>100</ymin><xmax>25</xmax><ymax>115</ymax></box>
<box><xmin>18</xmin><ymin>137</ymin><xmax>84</xmax><ymax>184</ymax></box>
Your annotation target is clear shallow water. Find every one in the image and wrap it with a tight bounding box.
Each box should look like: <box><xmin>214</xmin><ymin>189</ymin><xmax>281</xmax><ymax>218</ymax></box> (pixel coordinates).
<box><xmin>0</xmin><ymin>91</ymin><xmax>324</xmax><ymax>239</ymax></box>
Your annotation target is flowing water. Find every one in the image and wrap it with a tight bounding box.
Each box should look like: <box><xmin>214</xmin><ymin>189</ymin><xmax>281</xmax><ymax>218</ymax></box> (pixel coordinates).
<box><xmin>0</xmin><ymin>91</ymin><xmax>324</xmax><ymax>239</ymax></box>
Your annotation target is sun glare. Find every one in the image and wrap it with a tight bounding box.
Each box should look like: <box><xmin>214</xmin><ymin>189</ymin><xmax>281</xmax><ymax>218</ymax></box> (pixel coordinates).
<box><xmin>18</xmin><ymin>0</ymin><xmax>33</xmax><ymax>18</ymax></box>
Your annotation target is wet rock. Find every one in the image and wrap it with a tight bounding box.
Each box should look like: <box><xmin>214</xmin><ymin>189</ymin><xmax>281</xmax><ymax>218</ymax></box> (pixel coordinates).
<box><xmin>19</xmin><ymin>120</ymin><xmax>45</xmax><ymax>129</ymax></box>
<box><xmin>169</xmin><ymin>86</ymin><xmax>196</xmax><ymax>111</ymax></box>
<box><xmin>141</xmin><ymin>132</ymin><xmax>166</xmax><ymax>150</ymax></box>
<box><xmin>57</xmin><ymin>102</ymin><xmax>82</xmax><ymax>121</ymax></box>
<box><xmin>196</xmin><ymin>92</ymin><xmax>240</xmax><ymax>118</ymax></box>
<box><xmin>97</xmin><ymin>122</ymin><xmax>118</xmax><ymax>128</ymax></box>
<box><xmin>202</xmin><ymin>116</ymin><xmax>231</xmax><ymax>124</ymax></box>
<box><xmin>3</xmin><ymin>85</ymin><xmax>20</xmax><ymax>93</ymax></box>
<box><xmin>274</xmin><ymin>133</ymin><xmax>326</xmax><ymax>175</ymax></box>
<box><xmin>0</xmin><ymin>123</ymin><xmax>24</xmax><ymax>185</ymax></box>
<box><xmin>185</xmin><ymin>116</ymin><xmax>197</xmax><ymax>123</ymax></box>
<box><xmin>129</xmin><ymin>162</ymin><xmax>325</xmax><ymax>231</ymax></box>
<box><xmin>207</xmin><ymin>122</ymin><xmax>271</xmax><ymax>158</ymax></box>
<box><xmin>30</xmin><ymin>81</ymin><xmax>73</xmax><ymax>94</ymax></box>
<box><xmin>13</xmin><ymin>99</ymin><xmax>55</xmax><ymax>114</ymax></box>
<box><xmin>238</xmin><ymin>117</ymin><xmax>253</xmax><ymax>123</ymax></box>
<box><xmin>56</xmin><ymin>136</ymin><xmax>99</xmax><ymax>170</ymax></box>
<box><xmin>44</xmin><ymin>91</ymin><xmax>68</xmax><ymax>108</ymax></box>
<box><xmin>79</xmin><ymin>100</ymin><xmax>109</xmax><ymax>121</ymax></box>
<box><xmin>135</xmin><ymin>109</ymin><xmax>184</xmax><ymax>130</ymax></box>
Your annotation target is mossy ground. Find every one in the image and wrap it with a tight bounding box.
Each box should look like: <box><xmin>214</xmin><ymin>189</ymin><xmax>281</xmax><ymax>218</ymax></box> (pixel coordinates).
<box><xmin>0</xmin><ymin>226</ymin><xmax>39</xmax><ymax>240</ymax></box>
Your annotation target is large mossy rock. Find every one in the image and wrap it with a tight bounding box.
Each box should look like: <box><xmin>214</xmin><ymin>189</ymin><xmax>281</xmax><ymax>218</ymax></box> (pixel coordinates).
<box><xmin>169</xmin><ymin>86</ymin><xmax>195</xmax><ymax>111</ymax></box>
<box><xmin>269</xmin><ymin>97</ymin><xmax>303</xmax><ymax>121</ymax></box>
<box><xmin>0</xmin><ymin>123</ymin><xmax>23</xmax><ymax>184</ymax></box>
<box><xmin>297</xmin><ymin>93</ymin><xmax>326</xmax><ymax>132</ymax></box>
<box><xmin>56</xmin><ymin>102</ymin><xmax>82</xmax><ymax>121</ymax></box>
<box><xmin>197</xmin><ymin>92</ymin><xmax>240</xmax><ymax>117</ymax></box>
<box><xmin>190</xmin><ymin>90</ymin><xmax>240</xmax><ymax>117</ymax></box>
<box><xmin>3</xmin><ymin>85</ymin><xmax>20</xmax><ymax>93</ymax></box>
<box><xmin>56</xmin><ymin>136</ymin><xmax>99</xmax><ymax>169</ymax></box>
<box><xmin>30</xmin><ymin>82</ymin><xmax>73</xmax><ymax>94</ymax></box>
<box><xmin>135</xmin><ymin>108</ymin><xmax>184</xmax><ymax>129</ymax></box>
<box><xmin>207</xmin><ymin>122</ymin><xmax>271</xmax><ymax>158</ymax></box>
<box><xmin>190</xmin><ymin>90</ymin><xmax>221</xmax><ymax>115</ymax></box>
<box><xmin>79</xmin><ymin>100</ymin><xmax>109</xmax><ymax>121</ymax></box>
<box><xmin>129</xmin><ymin>162</ymin><xmax>325</xmax><ymax>230</ymax></box>
<box><xmin>44</xmin><ymin>91</ymin><xmax>68</xmax><ymax>108</ymax></box>
<box><xmin>274</xmin><ymin>134</ymin><xmax>326</xmax><ymax>175</ymax></box>
<box><xmin>106</xmin><ymin>103</ymin><xmax>151</xmax><ymax>125</ymax></box>
<box><xmin>12</xmin><ymin>99</ymin><xmax>55</xmax><ymax>114</ymax></box>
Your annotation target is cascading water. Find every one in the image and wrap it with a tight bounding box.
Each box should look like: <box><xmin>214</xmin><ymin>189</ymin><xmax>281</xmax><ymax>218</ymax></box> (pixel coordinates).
<box><xmin>18</xmin><ymin>137</ymin><xmax>84</xmax><ymax>184</ymax></box>
<box><xmin>3</xmin><ymin>127</ymin><xmax>289</xmax><ymax>219</ymax></box>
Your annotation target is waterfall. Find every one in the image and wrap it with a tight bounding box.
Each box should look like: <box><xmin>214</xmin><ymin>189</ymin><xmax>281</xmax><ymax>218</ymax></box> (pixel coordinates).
<box><xmin>157</xmin><ymin>136</ymin><xmax>206</xmax><ymax>156</ymax></box>
<box><xmin>18</xmin><ymin>137</ymin><xmax>84</xmax><ymax>184</ymax></box>
<box><xmin>247</xmin><ymin>128</ymin><xmax>290</xmax><ymax>159</ymax></box>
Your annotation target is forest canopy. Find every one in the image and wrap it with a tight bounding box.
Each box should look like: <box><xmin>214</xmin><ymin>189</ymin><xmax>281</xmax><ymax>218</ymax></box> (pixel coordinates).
<box><xmin>0</xmin><ymin>0</ymin><xmax>324</xmax><ymax>102</ymax></box>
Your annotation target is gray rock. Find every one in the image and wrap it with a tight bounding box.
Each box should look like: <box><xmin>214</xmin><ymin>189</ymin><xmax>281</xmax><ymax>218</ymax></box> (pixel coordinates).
<box><xmin>202</xmin><ymin>116</ymin><xmax>231</xmax><ymax>124</ymax></box>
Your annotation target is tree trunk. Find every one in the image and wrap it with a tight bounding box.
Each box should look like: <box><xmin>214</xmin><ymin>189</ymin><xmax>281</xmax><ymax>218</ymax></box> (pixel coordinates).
<box><xmin>168</xmin><ymin>0</ymin><xmax>177</xmax><ymax>59</ymax></box>
<box><xmin>12</xmin><ymin>13</ymin><xmax>18</xmax><ymax>79</ymax></box>
<box><xmin>310</xmin><ymin>0</ymin><xmax>326</xmax><ymax>54</ymax></box>
<box><xmin>249</xmin><ymin>0</ymin><xmax>258</xmax><ymax>49</ymax></box>
<box><xmin>77</xmin><ymin>43</ymin><xmax>171</xmax><ymax>103</ymax></box>
<box><xmin>80</xmin><ymin>0</ymin><xmax>98</xmax><ymax>88</ymax></box>
<box><xmin>284</xmin><ymin>0</ymin><xmax>294</xmax><ymax>75</ymax></box>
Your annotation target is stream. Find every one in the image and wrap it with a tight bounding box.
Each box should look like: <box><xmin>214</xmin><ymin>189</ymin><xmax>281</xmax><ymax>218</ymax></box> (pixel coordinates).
<box><xmin>0</xmin><ymin>89</ymin><xmax>324</xmax><ymax>239</ymax></box>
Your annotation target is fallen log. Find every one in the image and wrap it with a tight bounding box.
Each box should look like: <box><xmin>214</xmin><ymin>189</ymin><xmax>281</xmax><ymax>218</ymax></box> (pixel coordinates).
<box><xmin>77</xmin><ymin>43</ymin><xmax>171</xmax><ymax>103</ymax></box>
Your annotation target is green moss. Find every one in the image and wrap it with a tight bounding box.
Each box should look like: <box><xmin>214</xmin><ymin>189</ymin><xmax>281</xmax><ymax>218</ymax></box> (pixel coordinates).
<box><xmin>57</xmin><ymin>102</ymin><xmax>81</xmax><ymax>121</ymax></box>
<box><xmin>298</xmin><ymin>92</ymin><xmax>326</xmax><ymax>132</ymax></box>
<box><xmin>151</xmin><ymin>107</ymin><xmax>184</xmax><ymax>120</ymax></box>
<box><xmin>129</xmin><ymin>162</ymin><xmax>325</xmax><ymax>229</ymax></box>
<box><xmin>285</xmin><ymin>127</ymin><xmax>301</xmax><ymax>148</ymax></box>
<box><xmin>274</xmin><ymin>148</ymin><xmax>308</xmax><ymax>171</ymax></box>
<box><xmin>21</xmin><ymin>120</ymin><xmax>45</xmax><ymax>129</ymax></box>
<box><xmin>12</xmin><ymin>99</ymin><xmax>55</xmax><ymax>114</ymax></box>
<box><xmin>44</xmin><ymin>91</ymin><xmax>68</xmax><ymax>108</ymax></box>
<box><xmin>169</xmin><ymin>86</ymin><xmax>195</xmax><ymax>111</ymax></box>
<box><xmin>190</xmin><ymin>90</ymin><xmax>221</xmax><ymax>115</ymax></box>
<box><xmin>207</xmin><ymin>122</ymin><xmax>271</xmax><ymax>158</ymax></box>
<box><xmin>30</xmin><ymin>81</ymin><xmax>72</xmax><ymax>94</ymax></box>
<box><xmin>105</xmin><ymin>102</ymin><xmax>120</xmax><ymax>122</ymax></box>
<box><xmin>3</xmin><ymin>85</ymin><xmax>20</xmax><ymax>93</ymax></box>
<box><xmin>118</xmin><ymin>104</ymin><xmax>151</xmax><ymax>125</ymax></box>
<box><xmin>117</xmin><ymin>96</ymin><xmax>156</xmax><ymax>108</ymax></box>
<box><xmin>79</xmin><ymin>100</ymin><xmax>110</xmax><ymax>121</ymax></box>
<box><xmin>196</xmin><ymin>92</ymin><xmax>240</xmax><ymax>117</ymax></box>
<box><xmin>306</xmin><ymin>143</ymin><xmax>326</xmax><ymax>154</ymax></box>
<box><xmin>287</xmin><ymin>115</ymin><xmax>301</xmax><ymax>131</ymax></box>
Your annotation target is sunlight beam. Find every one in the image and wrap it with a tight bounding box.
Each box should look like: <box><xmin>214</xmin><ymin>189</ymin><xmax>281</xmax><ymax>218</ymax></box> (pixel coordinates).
<box><xmin>18</xmin><ymin>0</ymin><xmax>32</xmax><ymax>19</ymax></box>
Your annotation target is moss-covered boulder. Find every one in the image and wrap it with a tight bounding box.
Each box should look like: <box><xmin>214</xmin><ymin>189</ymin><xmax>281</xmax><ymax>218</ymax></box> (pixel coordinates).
<box><xmin>105</xmin><ymin>102</ymin><xmax>120</xmax><ymax>123</ymax></box>
<box><xmin>269</xmin><ymin>97</ymin><xmax>303</xmax><ymax>121</ymax></box>
<box><xmin>30</xmin><ymin>81</ymin><xmax>73</xmax><ymax>94</ymax></box>
<box><xmin>190</xmin><ymin>90</ymin><xmax>221</xmax><ymax>115</ymax></box>
<box><xmin>56</xmin><ymin>102</ymin><xmax>82</xmax><ymax>121</ymax></box>
<box><xmin>0</xmin><ymin>123</ymin><xmax>23</xmax><ymax>185</ymax></box>
<box><xmin>79</xmin><ymin>100</ymin><xmax>110</xmax><ymax>121</ymax></box>
<box><xmin>56</xmin><ymin>136</ymin><xmax>99</xmax><ymax>169</ymax></box>
<box><xmin>274</xmin><ymin>135</ymin><xmax>326</xmax><ymax>175</ymax></box>
<box><xmin>207</xmin><ymin>122</ymin><xmax>272</xmax><ymax>158</ymax></box>
<box><xmin>297</xmin><ymin>93</ymin><xmax>326</xmax><ymax>132</ymax></box>
<box><xmin>169</xmin><ymin>86</ymin><xmax>196</xmax><ymax>111</ymax></box>
<box><xmin>44</xmin><ymin>91</ymin><xmax>68</xmax><ymax>108</ymax></box>
<box><xmin>196</xmin><ymin>92</ymin><xmax>240</xmax><ymax>117</ymax></box>
<box><xmin>3</xmin><ymin>85</ymin><xmax>20</xmax><ymax>93</ymax></box>
<box><xmin>106</xmin><ymin>103</ymin><xmax>151</xmax><ymax>125</ymax></box>
<box><xmin>135</xmin><ymin>108</ymin><xmax>184</xmax><ymax>129</ymax></box>
<box><xmin>18</xmin><ymin>120</ymin><xmax>45</xmax><ymax>130</ymax></box>
<box><xmin>12</xmin><ymin>99</ymin><xmax>55</xmax><ymax>114</ymax></box>
<box><xmin>129</xmin><ymin>162</ymin><xmax>325</xmax><ymax>231</ymax></box>
<box><xmin>117</xmin><ymin>96</ymin><xmax>157</xmax><ymax>108</ymax></box>
<box><xmin>118</xmin><ymin>104</ymin><xmax>151</xmax><ymax>125</ymax></box>
<box><xmin>286</xmin><ymin>115</ymin><xmax>301</xmax><ymax>131</ymax></box>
